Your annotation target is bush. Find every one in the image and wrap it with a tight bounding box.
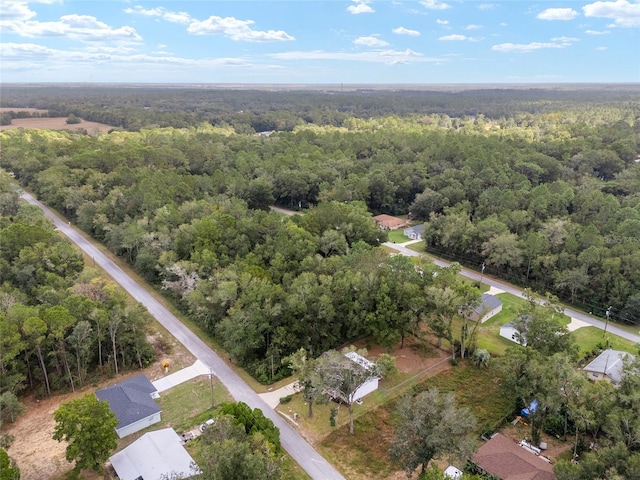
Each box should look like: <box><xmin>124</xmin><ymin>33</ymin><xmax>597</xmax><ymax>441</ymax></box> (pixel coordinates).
<box><xmin>279</xmin><ymin>394</ymin><xmax>293</xmax><ymax>404</ymax></box>
<box><xmin>66</xmin><ymin>114</ymin><xmax>81</xmax><ymax>124</ymax></box>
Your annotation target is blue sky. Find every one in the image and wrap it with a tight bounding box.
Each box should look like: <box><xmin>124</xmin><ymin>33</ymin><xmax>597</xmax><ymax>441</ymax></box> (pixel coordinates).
<box><xmin>1</xmin><ymin>0</ymin><xmax>639</xmax><ymax>83</ymax></box>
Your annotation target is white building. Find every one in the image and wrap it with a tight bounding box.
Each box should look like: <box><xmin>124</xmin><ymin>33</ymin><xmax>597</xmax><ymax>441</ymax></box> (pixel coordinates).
<box><xmin>345</xmin><ymin>351</ymin><xmax>379</xmax><ymax>402</ymax></box>
<box><xmin>110</xmin><ymin>428</ymin><xmax>199</xmax><ymax>480</ymax></box>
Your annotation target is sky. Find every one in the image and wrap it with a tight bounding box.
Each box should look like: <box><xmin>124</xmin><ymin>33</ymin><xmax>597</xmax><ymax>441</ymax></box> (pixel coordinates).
<box><xmin>1</xmin><ymin>0</ymin><xmax>639</xmax><ymax>84</ymax></box>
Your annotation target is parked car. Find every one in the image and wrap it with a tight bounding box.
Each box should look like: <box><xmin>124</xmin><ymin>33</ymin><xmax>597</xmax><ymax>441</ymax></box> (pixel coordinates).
<box><xmin>199</xmin><ymin>418</ymin><xmax>215</xmax><ymax>432</ymax></box>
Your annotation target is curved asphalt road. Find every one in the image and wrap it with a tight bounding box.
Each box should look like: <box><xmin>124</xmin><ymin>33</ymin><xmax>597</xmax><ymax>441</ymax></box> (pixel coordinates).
<box><xmin>21</xmin><ymin>191</ymin><xmax>346</xmax><ymax>480</ymax></box>
<box><xmin>384</xmin><ymin>242</ymin><xmax>640</xmax><ymax>344</ymax></box>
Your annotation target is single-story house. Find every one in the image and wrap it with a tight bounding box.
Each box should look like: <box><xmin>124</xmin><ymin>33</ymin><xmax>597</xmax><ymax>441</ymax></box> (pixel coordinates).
<box><xmin>403</xmin><ymin>223</ymin><xmax>425</xmax><ymax>241</ymax></box>
<box><xmin>373</xmin><ymin>214</ymin><xmax>408</xmax><ymax>230</ymax></box>
<box><xmin>345</xmin><ymin>351</ymin><xmax>379</xmax><ymax>402</ymax></box>
<box><xmin>472</xmin><ymin>433</ymin><xmax>555</xmax><ymax>480</ymax></box>
<box><xmin>110</xmin><ymin>428</ymin><xmax>199</xmax><ymax>480</ymax></box>
<box><xmin>470</xmin><ymin>293</ymin><xmax>503</xmax><ymax>323</ymax></box>
<box><xmin>500</xmin><ymin>315</ymin><xmax>531</xmax><ymax>346</ymax></box>
<box><xmin>583</xmin><ymin>349</ymin><xmax>636</xmax><ymax>385</ymax></box>
<box><xmin>96</xmin><ymin>374</ymin><xmax>161</xmax><ymax>438</ymax></box>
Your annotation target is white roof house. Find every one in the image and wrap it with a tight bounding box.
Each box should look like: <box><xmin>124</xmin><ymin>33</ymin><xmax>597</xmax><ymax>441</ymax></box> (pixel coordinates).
<box><xmin>110</xmin><ymin>428</ymin><xmax>199</xmax><ymax>480</ymax></box>
<box><xmin>583</xmin><ymin>349</ymin><xmax>636</xmax><ymax>385</ymax></box>
<box><xmin>344</xmin><ymin>351</ymin><xmax>379</xmax><ymax>402</ymax></box>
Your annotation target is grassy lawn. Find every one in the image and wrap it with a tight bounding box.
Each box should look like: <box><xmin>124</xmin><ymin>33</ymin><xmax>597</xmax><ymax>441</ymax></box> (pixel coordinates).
<box><xmin>316</xmin><ymin>362</ymin><xmax>513</xmax><ymax>480</ymax></box>
<box><xmin>387</xmin><ymin>229</ymin><xmax>410</xmax><ymax>243</ymax></box>
<box><xmin>571</xmin><ymin>326</ymin><xmax>638</xmax><ymax>357</ymax></box>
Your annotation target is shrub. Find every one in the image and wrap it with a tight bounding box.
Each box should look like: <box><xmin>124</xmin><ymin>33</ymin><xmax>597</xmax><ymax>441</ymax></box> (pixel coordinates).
<box><xmin>279</xmin><ymin>394</ymin><xmax>293</xmax><ymax>404</ymax></box>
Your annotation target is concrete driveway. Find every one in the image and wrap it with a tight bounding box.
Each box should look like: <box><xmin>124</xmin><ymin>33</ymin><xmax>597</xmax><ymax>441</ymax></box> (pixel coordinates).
<box><xmin>152</xmin><ymin>360</ymin><xmax>212</xmax><ymax>393</ymax></box>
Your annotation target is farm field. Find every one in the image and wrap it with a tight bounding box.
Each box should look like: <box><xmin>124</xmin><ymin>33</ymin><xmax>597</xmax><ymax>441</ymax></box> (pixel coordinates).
<box><xmin>0</xmin><ymin>117</ymin><xmax>115</xmax><ymax>133</ymax></box>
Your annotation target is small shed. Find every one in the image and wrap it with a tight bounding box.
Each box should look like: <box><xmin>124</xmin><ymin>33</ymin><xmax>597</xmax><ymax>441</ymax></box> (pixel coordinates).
<box><xmin>470</xmin><ymin>294</ymin><xmax>503</xmax><ymax>323</ymax></box>
<box><xmin>345</xmin><ymin>351</ymin><xmax>379</xmax><ymax>402</ymax></box>
<box><xmin>95</xmin><ymin>374</ymin><xmax>161</xmax><ymax>438</ymax></box>
<box><xmin>583</xmin><ymin>349</ymin><xmax>635</xmax><ymax>385</ymax></box>
<box><xmin>403</xmin><ymin>223</ymin><xmax>425</xmax><ymax>240</ymax></box>
<box><xmin>110</xmin><ymin>428</ymin><xmax>199</xmax><ymax>480</ymax></box>
<box><xmin>373</xmin><ymin>214</ymin><xmax>408</xmax><ymax>230</ymax></box>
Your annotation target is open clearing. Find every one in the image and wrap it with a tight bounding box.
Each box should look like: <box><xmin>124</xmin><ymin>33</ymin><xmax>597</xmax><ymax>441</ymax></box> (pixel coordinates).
<box><xmin>0</xmin><ymin>117</ymin><xmax>115</xmax><ymax>134</ymax></box>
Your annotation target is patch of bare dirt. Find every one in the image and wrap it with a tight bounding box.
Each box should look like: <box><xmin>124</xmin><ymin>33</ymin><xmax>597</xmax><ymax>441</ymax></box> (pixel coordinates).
<box><xmin>0</xmin><ymin>117</ymin><xmax>115</xmax><ymax>134</ymax></box>
<box><xmin>500</xmin><ymin>420</ymin><xmax>573</xmax><ymax>464</ymax></box>
<box><xmin>1</xmin><ymin>335</ymin><xmax>194</xmax><ymax>480</ymax></box>
<box><xmin>0</xmin><ymin>108</ymin><xmax>49</xmax><ymax>114</ymax></box>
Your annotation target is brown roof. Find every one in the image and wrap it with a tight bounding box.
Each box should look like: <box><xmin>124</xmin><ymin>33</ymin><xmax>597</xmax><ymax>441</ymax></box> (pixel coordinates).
<box><xmin>373</xmin><ymin>214</ymin><xmax>407</xmax><ymax>229</ymax></box>
<box><xmin>472</xmin><ymin>434</ymin><xmax>555</xmax><ymax>480</ymax></box>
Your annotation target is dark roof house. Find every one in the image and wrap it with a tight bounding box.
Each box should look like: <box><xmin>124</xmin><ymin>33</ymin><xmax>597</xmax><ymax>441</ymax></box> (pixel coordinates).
<box><xmin>403</xmin><ymin>223</ymin><xmax>425</xmax><ymax>240</ymax></box>
<box><xmin>469</xmin><ymin>293</ymin><xmax>503</xmax><ymax>323</ymax></box>
<box><xmin>472</xmin><ymin>433</ymin><xmax>555</xmax><ymax>480</ymax></box>
<box><xmin>96</xmin><ymin>374</ymin><xmax>161</xmax><ymax>438</ymax></box>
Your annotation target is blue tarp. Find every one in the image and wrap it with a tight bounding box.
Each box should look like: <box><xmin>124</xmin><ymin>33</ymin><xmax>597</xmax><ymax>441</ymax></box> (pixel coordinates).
<box><xmin>521</xmin><ymin>399</ymin><xmax>538</xmax><ymax>417</ymax></box>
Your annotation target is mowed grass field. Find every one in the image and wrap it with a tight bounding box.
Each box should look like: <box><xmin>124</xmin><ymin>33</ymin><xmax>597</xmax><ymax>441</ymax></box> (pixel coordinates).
<box><xmin>0</xmin><ymin>117</ymin><xmax>115</xmax><ymax>133</ymax></box>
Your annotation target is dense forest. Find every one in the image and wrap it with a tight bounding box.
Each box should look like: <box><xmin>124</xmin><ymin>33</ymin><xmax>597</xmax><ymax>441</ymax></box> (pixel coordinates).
<box><xmin>0</xmin><ymin>86</ymin><xmax>639</xmax><ymax>385</ymax></box>
<box><xmin>0</xmin><ymin>174</ymin><xmax>155</xmax><ymax>415</ymax></box>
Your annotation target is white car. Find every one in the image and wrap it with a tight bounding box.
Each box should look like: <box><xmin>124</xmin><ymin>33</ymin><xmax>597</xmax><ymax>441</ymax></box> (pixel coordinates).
<box><xmin>199</xmin><ymin>418</ymin><xmax>215</xmax><ymax>432</ymax></box>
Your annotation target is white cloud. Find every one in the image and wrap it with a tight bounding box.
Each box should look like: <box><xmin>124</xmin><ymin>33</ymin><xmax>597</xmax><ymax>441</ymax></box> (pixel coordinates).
<box><xmin>420</xmin><ymin>0</ymin><xmax>451</xmax><ymax>10</ymax></box>
<box><xmin>597</xmin><ymin>46</ymin><xmax>608</xmax><ymax>50</ymax></box>
<box><xmin>124</xmin><ymin>5</ymin><xmax>192</xmax><ymax>24</ymax></box>
<box><xmin>439</xmin><ymin>34</ymin><xmax>477</xmax><ymax>41</ymax></box>
<box><xmin>537</xmin><ymin>8</ymin><xmax>579</xmax><ymax>20</ymax></box>
<box><xmin>478</xmin><ymin>3</ymin><xmax>496</xmax><ymax>10</ymax></box>
<box><xmin>392</xmin><ymin>26</ymin><xmax>421</xmax><ymax>36</ymax></box>
<box><xmin>436</xmin><ymin>19</ymin><xmax>449</xmax><ymax>25</ymax></box>
<box><xmin>500</xmin><ymin>22</ymin><xmax>508</xmax><ymax>26</ymax></box>
<box><xmin>0</xmin><ymin>1</ymin><xmax>37</xmax><ymax>21</ymax></box>
<box><xmin>585</xmin><ymin>29</ymin><xmax>611</xmax><ymax>34</ymax></box>
<box><xmin>583</xmin><ymin>0</ymin><xmax>640</xmax><ymax>27</ymax></box>
<box><xmin>1</xmin><ymin>13</ymin><xmax>142</xmax><ymax>44</ymax></box>
<box><xmin>187</xmin><ymin>16</ymin><xmax>294</xmax><ymax>42</ymax></box>
<box><xmin>268</xmin><ymin>49</ymin><xmax>441</xmax><ymax>65</ymax></box>
<box><xmin>354</xmin><ymin>35</ymin><xmax>389</xmax><ymax>47</ymax></box>
<box><xmin>551</xmin><ymin>36</ymin><xmax>579</xmax><ymax>43</ymax></box>
<box><xmin>347</xmin><ymin>0</ymin><xmax>375</xmax><ymax>14</ymax></box>
<box><xmin>0</xmin><ymin>42</ymin><xmax>250</xmax><ymax>69</ymax></box>
<box><xmin>465</xmin><ymin>24</ymin><xmax>483</xmax><ymax>30</ymax></box>
<box><xmin>492</xmin><ymin>37</ymin><xmax>577</xmax><ymax>52</ymax></box>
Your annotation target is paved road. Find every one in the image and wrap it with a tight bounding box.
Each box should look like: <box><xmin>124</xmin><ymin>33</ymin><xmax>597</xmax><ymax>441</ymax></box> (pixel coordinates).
<box><xmin>384</xmin><ymin>242</ymin><xmax>640</xmax><ymax>345</ymax></box>
<box><xmin>21</xmin><ymin>191</ymin><xmax>346</xmax><ymax>480</ymax></box>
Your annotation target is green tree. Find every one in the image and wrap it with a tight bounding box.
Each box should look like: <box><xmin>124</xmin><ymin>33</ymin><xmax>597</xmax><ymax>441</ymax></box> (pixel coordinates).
<box><xmin>315</xmin><ymin>348</ymin><xmax>383</xmax><ymax>434</ymax></box>
<box><xmin>52</xmin><ymin>394</ymin><xmax>118</xmax><ymax>476</ymax></box>
<box><xmin>282</xmin><ymin>348</ymin><xmax>322</xmax><ymax>418</ymax></box>
<box><xmin>390</xmin><ymin>388</ymin><xmax>477</xmax><ymax>478</ymax></box>
<box><xmin>0</xmin><ymin>392</ymin><xmax>25</xmax><ymax>424</ymax></box>
<box><xmin>0</xmin><ymin>447</ymin><xmax>20</xmax><ymax>480</ymax></box>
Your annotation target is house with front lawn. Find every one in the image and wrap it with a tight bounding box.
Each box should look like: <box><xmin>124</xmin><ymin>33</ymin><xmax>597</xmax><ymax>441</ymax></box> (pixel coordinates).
<box><xmin>470</xmin><ymin>293</ymin><xmax>503</xmax><ymax>323</ymax></box>
<box><xmin>96</xmin><ymin>373</ymin><xmax>161</xmax><ymax>438</ymax></box>
<box><xmin>403</xmin><ymin>223</ymin><xmax>425</xmax><ymax>240</ymax></box>
<box><xmin>373</xmin><ymin>214</ymin><xmax>408</xmax><ymax>230</ymax></box>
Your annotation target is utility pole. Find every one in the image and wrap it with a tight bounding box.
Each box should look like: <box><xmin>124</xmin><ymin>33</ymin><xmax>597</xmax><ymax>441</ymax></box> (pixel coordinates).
<box><xmin>209</xmin><ymin>368</ymin><xmax>214</xmax><ymax>408</ymax></box>
<box><xmin>603</xmin><ymin>305</ymin><xmax>612</xmax><ymax>339</ymax></box>
<box><xmin>479</xmin><ymin>262</ymin><xmax>486</xmax><ymax>286</ymax></box>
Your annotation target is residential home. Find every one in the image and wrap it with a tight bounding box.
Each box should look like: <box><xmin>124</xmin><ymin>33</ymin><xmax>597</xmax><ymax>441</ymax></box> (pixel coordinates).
<box><xmin>109</xmin><ymin>428</ymin><xmax>199</xmax><ymax>480</ymax></box>
<box><xmin>373</xmin><ymin>214</ymin><xmax>408</xmax><ymax>230</ymax></box>
<box><xmin>344</xmin><ymin>351</ymin><xmax>379</xmax><ymax>401</ymax></box>
<box><xmin>472</xmin><ymin>433</ymin><xmax>555</xmax><ymax>480</ymax></box>
<box><xmin>500</xmin><ymin>314</ymin><xmax>531</xmax><ymax>346</ymax></box>
<box><xmin>583</xmin><ymin>349</ymin><xmax>636</xmax><ymax>386</ymax></box>
<box><xmin>403</xmin><ymin>223</ymin><xmax>425</xmax><ymax>240</ymax></box>
<box><xmin>469</xmin><ymin>293</ymin><xmax>503</xmax><ymax>323</ymax></box>
<box><xmin>95</xmin><ymin>373</ymin><xmax>161</xmax><ymax>438</ymax></box>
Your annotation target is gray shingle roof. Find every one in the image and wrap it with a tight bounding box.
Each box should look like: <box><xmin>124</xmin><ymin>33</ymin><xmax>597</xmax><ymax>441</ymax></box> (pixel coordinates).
<box><xmin>583</xmin><ymin>349</ymin><xmax>635</xmax><ymax>384</ymax></box>
<box><xmin>95</xmin><ymin>374</ymin><xmax>160</xmax><ymax>429</ymax></box>
<box><xmin>474</xmin><ymin>293</ymin><xmax>503</xmax><ymax>315</ymax></box>
<box><xmin>404</xmin><ymin>224</ymin><xmax>425</xmax><ymax>235</ymax></box>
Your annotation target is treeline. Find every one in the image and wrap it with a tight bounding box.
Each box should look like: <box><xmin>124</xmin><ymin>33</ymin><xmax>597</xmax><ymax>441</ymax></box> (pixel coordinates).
<box><xmin>1</xmin><ymin>84</ymin><xmax>639</xmax><ymax>131</ymax></box>
<box><xmin>1</xmin><ymin>103</ymin><xmax>638</xmax><ymax>322</ymax></box>
<box><xmin>0</xmin><ymin>178</ymin><xmax>155</xmax><ymax>410</ymax></box>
